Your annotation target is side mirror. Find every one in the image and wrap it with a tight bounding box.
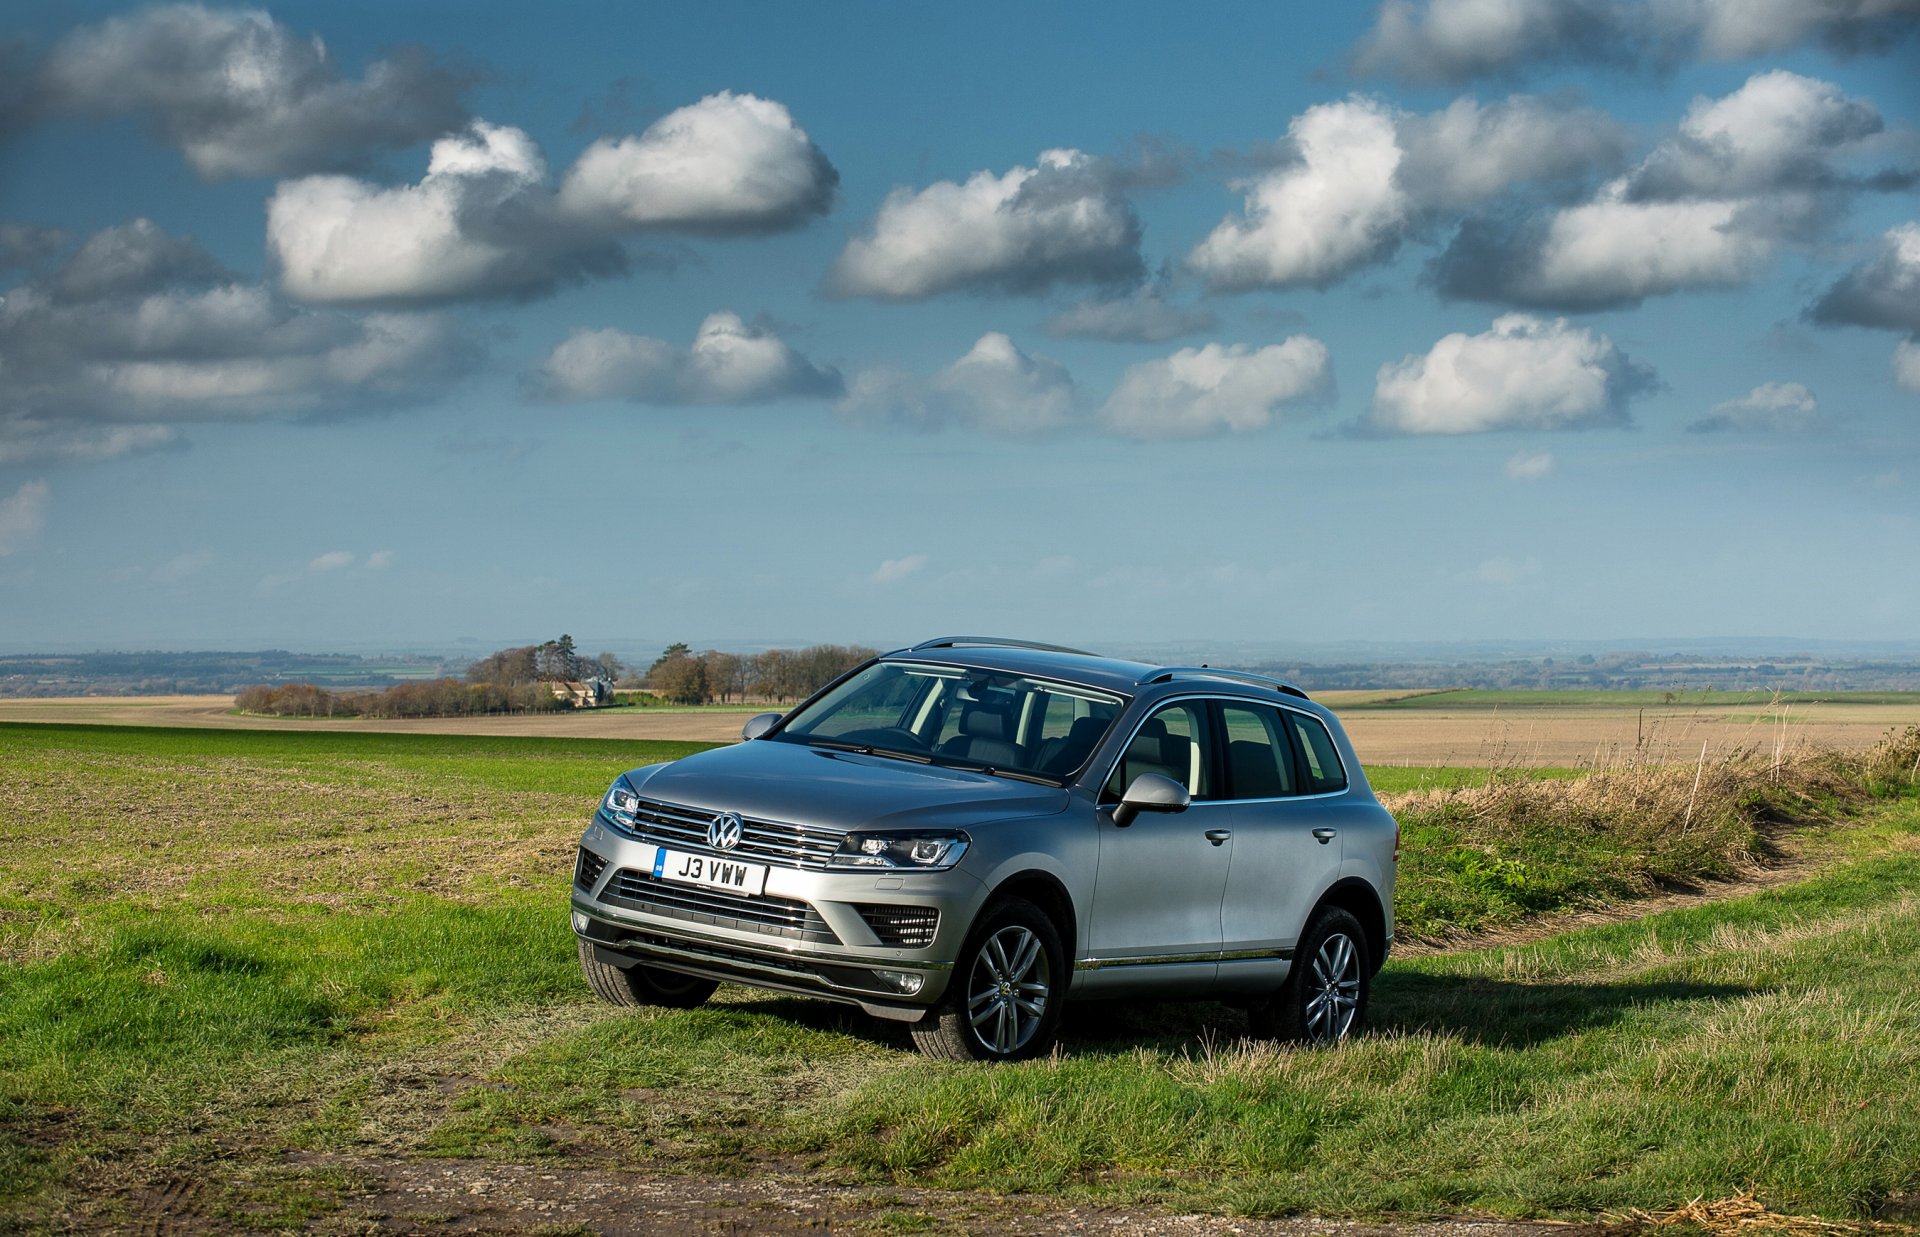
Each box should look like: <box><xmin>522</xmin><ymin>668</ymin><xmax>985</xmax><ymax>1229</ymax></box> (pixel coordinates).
<box><xmin>740</xmin><ymin>712</ymin><xmax>781</xmax><ymax>741</ymax></box>
<box><xmin>1111</xmin><ymin>772</ymin><xmax>1191</xmax><ymax>828</ymax></box>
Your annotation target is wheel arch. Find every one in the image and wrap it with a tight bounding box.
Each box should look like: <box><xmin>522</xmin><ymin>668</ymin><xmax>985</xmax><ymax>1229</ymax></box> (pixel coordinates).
<box><xmin>983</xmin><ymin>869</ymin><xmax>1077</xmax><ymax>964</ymax></box>
<box><xmin>1308</xmin><ymin>878</ymin><xmax>1390</xmax><ymax>974</ymax></box>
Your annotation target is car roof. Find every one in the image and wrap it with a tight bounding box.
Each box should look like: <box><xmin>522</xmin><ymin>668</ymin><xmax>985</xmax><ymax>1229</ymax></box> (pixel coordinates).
<box><xmin>877</xmin><ymin>637</ymin><xmax>1312</xmax><ymax>705</ymax></box>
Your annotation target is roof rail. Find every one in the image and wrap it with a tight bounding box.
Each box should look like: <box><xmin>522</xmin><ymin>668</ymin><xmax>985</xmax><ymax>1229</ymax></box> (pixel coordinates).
<box><xmin>907</xmin><ymin>635</ymin><xmax>1096</xmax><ymax>656</ymax></box>
<box><xmin>1141</xmin><ymin>667</ymin><xmax>1309</xmax><ymax>700</ymax></box>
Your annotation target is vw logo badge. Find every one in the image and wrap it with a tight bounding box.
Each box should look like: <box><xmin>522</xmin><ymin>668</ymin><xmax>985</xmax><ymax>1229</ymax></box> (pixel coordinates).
<box><xmin>707</xmin><ymin>811</ymin><xmax>744</xmax><ymax>852</ymax></box>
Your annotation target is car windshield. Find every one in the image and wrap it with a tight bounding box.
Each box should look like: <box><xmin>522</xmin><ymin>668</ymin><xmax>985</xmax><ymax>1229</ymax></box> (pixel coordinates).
<box><xmin>774</xmin><ymin>661</ymin><xmax>1126</xmax><ymax>783</ymax></box>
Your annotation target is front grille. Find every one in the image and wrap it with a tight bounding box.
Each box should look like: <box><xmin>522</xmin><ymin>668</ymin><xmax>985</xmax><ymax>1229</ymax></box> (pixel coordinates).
<box><xmin>856</xmin><ymin>904</ymin><xmax>940</xmax><ymax>948</ymax></box>
<box><xmin>602</xmin><ymin>868</ymin><xmax>837</xmax><ymax>944</ymax></box>
<box><xmin>575</xmin><ymin>847</ymin><xmax>609</xmax><ymax>890</ymax></box>
<box><xmin>608</xmin><ymin>796</ymin><xmax>844</xmax><ymax>870</ymax></box>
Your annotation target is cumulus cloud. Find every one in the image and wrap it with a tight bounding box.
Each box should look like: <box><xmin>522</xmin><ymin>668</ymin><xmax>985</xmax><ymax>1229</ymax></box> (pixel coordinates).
<box><xmin>1042</xmin><ymin>287</ymin><xmax>1218</xmax><ymax>343</ymax></box>
<box><xmin>0</xmin><ymin>223</ymin><xmax>67</xmax><ymax>271</ymax></box>
<box><xmin>558</xmin><ymin>92</ymin><xmax>836</xmax><ymax>232</ymax></box>
<box><xmin>1396</xmin><ymin>95</ymin><xmax>1629</xmax><ymax>209</ymax></box>
<box><xmin>1688</xmin><ymin>381</ymin><xmax>1821</xmax><ymax>432</ymax></box>
<box><xmin>1189</xmin><ymin>98</ymin><xmax>1408</xmax><ymax>292</ymax></box>
<box><xmin>1627</xmin><ymin>71</ymin><xmax>1888</xmax><ymax>199</ymax></box>
<box><xmin>1100</xmin><ymin>338</ymin><xmax>1333</xmax><ymax>440</ymax></box>
<box><xmin>536</xmin><ymin>312</ymin><xmax>841</xmax><ymax>405</ymax></box>
<box><xmin>1367</xmin><ymin>314</ymin><xmax>1655</xmax><ymax>434</ymax></box>
<box><xmin>268</xmin><ymin>122</ymin><xmax>624</xmax><ymax>305</ymax></box>
<box><xmin>839</xmin><ymin>334</ymin><xmax>1078</xmax><ymax>435</ymax></box>
<box><xmin>308</xmin><ymin>549</ymin><xmax>354</xmax><ymax>572</ymax></box>
<box><xmin>1354</xmin><ymin>0</ymin><xmax>1920</xmax><ymax>84</ymax></box>
<box><xmin>829</xmin><ymin>150</ymin><xmax>1144</xmax><ymax>299</ymax></box>
<box><xmin>1894</xmin><ymin>339</ymin><xmax>1920</xmax><ymax>392</ymax></box>
<box><xmin>1809</xmin><ymin>221</ymin><xmax>1920</xmax><ymax>333</ymax></box>
<box><xmin>1429</xmin><ymin>72</ymin><xmax>1891</xmax><ymax>311</ymax></box>
<box><xmin>1505</xmin><ymin>447</ymin><xmax>1555</xmax><ymax>479</ymax></box>
<box><xmin>871</xmin><ymin>554</ymin><xmax>928</xmax><ymax>583</ymax></box>
<box><xmin>269</xmin><ymin>94</ymin><xmax>835</xmax><ymax>306</ymax></box>
<box><xmin>1189</xmin><ymin>94</ymin><xmax>1624</xmax><ymax>292</ymax></box>
<box><xmin>32</xmin><ymin>4</ymin><xmax>469</xmax><ymax>178</ymax></box>
<box><xmin>0</xmin><ymin>219</ymin><xmax>473</xmax><ymax>464</ymax></box>
<box><xmin>0</xmin><ymin>480</ymin><xmax>50</xmax><ymax>556</ymax></box>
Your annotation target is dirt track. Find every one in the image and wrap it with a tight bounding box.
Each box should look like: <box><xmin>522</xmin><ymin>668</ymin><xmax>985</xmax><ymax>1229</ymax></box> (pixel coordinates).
<box><xmin>2</xmin><ymin>693</ymin><xmax>1911</xmax><ymax>766</ymax></box>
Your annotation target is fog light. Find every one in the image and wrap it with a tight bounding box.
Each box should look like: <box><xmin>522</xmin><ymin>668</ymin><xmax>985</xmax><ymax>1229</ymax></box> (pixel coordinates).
<box><xmin>571</xmin><ymin>911</ymin><xmax>589</xmax><ymax>934</ymax></box>
<box><xmin>872</xmin><ymin>969</ymin><xmax>925</xmax><ymax>996</ymax></box>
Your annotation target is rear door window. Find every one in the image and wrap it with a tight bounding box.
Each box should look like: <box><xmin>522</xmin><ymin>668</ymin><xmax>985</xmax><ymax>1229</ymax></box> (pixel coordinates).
<box><xmin>1218</xmin><ymin>703</ymin><xmax>1297</xmax><ymax>799</ymax></box>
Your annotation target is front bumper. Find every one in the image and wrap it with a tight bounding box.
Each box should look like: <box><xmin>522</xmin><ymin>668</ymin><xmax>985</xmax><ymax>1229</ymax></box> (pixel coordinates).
<box><xmin>571</xmin><ymin>817</ymin><xmax>984</xmax><ymax>1020</ymax></box>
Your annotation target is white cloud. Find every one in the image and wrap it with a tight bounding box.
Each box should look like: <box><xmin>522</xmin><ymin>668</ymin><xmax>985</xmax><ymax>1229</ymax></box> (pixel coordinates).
<box><xmin>557</xmin><ymin>92</ymin><xmax>836</xmax><ymax>231</ymax></box>
<box><xmin>269</xmin><ymin>93</ymin><xmax>834</xmax><ymax>306</ymax></box>
<box><xmin>839</xmin><ymin>334</ymin><xmax>1077</xmax><ymax>435</ymax></box>
<box><xmin>1395</xmin><ymin>95</ymin><xmax>1628</xmax><ymax>210</ymax></box>
<box><xmin>1681</xmin><ymin>0</ymin><xmax>1920</xmax><ymax>59</ymax></box>
<box><xmin>536</xmin><ymin>312</ymin><xmax>841</xmax><ymax>405</ymax></box>
<box><xmin>0</xmin><ymin>421</ymin><xmax>180</xmax><ymax>466</ymax></box>
<box><xmin>1100</xmin><ymin>338</ymin><xmax>1333</xmax><ymax>440</ymax></box>
<box><xmin>1431</xmin><ymin>72</ymin><xmax>1903</xmax><ymax>310</ymax></box>
<box><xmin>0</xmin><ymin>220</ymin><xmax>473</xmax><ymax>464</ymax></box>
<box><xmin>35</xmin><ymin>4</ymin><xmax>468</xmax><ymax>178</ymax></box>
<box><xmin>1189</xmin><ymin>94</ymin><xmax>1624</xmax><ymax>293</ymax></box>
<box><xmin>1895</xmin><ymin>339</ymin><xmax>1920</xmax><ymax>392</ymax></box>
<box><xmin>1189</xmin><ymin>98</ymin><xmax>1408</xmax><ymax>292</ymax></box>
<box><xmin>151</xmin><ymin>550</ymin><xmax>213</xmax><ymax>583</ymax></box>
<box><xmin>308</xmin><ymin>550</ymin><xmax>354</xmax><ymax>572</ymax></box>
<box><xmin>1042</xmin><ymin>288</ymin><xmax>1217</xmax><ymax>343</ymax></box>
<box><xmin>1475</xmin><ymin>554</ymin><xmax>1543</xmax><ymax>586</ymax></box>
<box><xmin>366</xmin><ymin>549</ymin><xmax>395</xmax><ymax>569</ymax></box>
<box><xmin>0</xmin><ymin>480</ymin><xmax>50</xmax><ymax>556</ymax></box>
<box><xmin>1354</xmin><ymin>0</ymin><xmax>1920</xmax><ymax>84</ymax></box>
<box><xmin>268</xmin><ymin>122</ymin><xmax>622</xmax><ymax>305</ymax></box>
<box><xmin>1354</xmin><ymin>0</ymin><xmax>1611</xmax><ymax>84</ymax></box>
<box><xmin>1368</xmin><ymin>314</ymin><xmax>1654</xmax><ymax>434</ymax></box>
<box><xmin>1628</xmin><ymin>71</ymin><xmax>1884</xmax><ymax>199</ymax></box>
<box><xmin>1505</xmin><ymin>447</ymin><xmax>1555</xmax><ymax>480</ymax></box>
<box><xmin>871</xmin><ymin>554</ymin><xmax>928</xmax><ymax>583</ymax></box>
<box><xmin>1689</xmin><ymin>381</ymin><xmax>1821</xmax><ymax>432</ymax></box>
<box><xmin>1811</xmin><ymin>221</ymin><xmax>1920</xmax><ymax>333</ymax></box>
<box><xmin>0</xmin><ymin>223</ymin><xmax>68</xmax><ymax>271</ymax></box>
<box><xmin>829</xmin><ymin>150</ymin><xmax>1143</xmax><ymax>299</ymax></box>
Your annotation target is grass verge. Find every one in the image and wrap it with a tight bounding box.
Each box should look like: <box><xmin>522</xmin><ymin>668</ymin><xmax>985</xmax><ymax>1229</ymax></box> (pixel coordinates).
<box><xmin>1</xmin><ymin>722</ymin><xmax>1916</xmax><ymax>1230</ymax></box>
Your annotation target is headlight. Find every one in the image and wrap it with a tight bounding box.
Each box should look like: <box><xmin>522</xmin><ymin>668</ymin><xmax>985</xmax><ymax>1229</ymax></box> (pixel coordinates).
<box><xmin>601</xmin><ymin>781</ymin><xmax>640</xmax><ymax>828</ymax></box>
<box><xmin>828</xmin><ymin>831</ymin><xmax>970</xmax><ymax>871</ymax></box>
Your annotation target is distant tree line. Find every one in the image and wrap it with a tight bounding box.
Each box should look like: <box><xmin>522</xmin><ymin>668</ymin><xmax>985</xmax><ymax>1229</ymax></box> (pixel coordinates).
<box><xmin>644</xmin><ymin>643</ymin><xmax>877</xmax><ymax>705</ymax></box>
<box><xmin>235</xmin><ymin>679</ymin><xmax>570</xmax><ymax>718</ymax></box>
<box><xmin>234</xmin><ymin>637</ymin><xmax>877</xmax><ymax>717</ymax></box>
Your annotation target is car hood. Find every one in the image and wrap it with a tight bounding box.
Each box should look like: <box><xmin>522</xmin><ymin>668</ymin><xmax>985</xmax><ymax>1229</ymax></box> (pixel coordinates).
<box><xmin>623</xmin><ymin>738</ymin><xmax>1070</xmax><ymax>831</ymax></box>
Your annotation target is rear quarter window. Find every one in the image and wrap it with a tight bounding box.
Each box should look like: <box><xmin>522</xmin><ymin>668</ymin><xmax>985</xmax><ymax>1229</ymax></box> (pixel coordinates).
<box><xmin>1287</xmin><ymin>712</ymin><xmax>1348</xmax><ymax>794</ymax></box>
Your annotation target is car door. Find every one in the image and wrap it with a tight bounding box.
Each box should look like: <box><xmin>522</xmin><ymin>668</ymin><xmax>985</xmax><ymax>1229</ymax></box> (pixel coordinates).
<box><xmin>1082</xmin><ymin>698</ymin><xmax>1230</xmax><ymax>995</ymax></box>
<box><xmin>1215</xmin><ymin>701</ymin><xmax>1344</xmax><ymax>994</ymax></box>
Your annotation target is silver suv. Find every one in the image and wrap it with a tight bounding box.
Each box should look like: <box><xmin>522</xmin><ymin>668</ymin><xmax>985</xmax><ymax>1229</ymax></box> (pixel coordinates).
<box><xmin>570</xmin><ymin>637</ymin><xmax>1398</xmax><ymax>1061</ymax></box>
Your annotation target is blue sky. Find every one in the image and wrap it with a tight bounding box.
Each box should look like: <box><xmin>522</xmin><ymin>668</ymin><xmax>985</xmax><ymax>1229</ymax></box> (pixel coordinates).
<box><xmin>1</xmin><ymin>0</ymin><xmax>1916</xmax><ymax>654</ymax></box>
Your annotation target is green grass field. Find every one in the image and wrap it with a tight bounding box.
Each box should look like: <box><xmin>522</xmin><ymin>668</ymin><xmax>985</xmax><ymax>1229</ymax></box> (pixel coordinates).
<box><xmin>2</xmin><ymin>722</ymin><xmax>1917</xmax><ymax>1231</ymax></box>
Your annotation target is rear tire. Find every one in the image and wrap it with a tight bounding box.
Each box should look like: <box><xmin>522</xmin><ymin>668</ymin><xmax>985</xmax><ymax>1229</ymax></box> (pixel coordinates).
<box><xmin>577</xmin><ymin>939</ymin><xmax>718</xmax><ymax>1009</ymax></box>
<box><xmin>1248</xmin><ymin>907</ymin><xmax>1369</xmax><ymax>1044</ymax></box>
<box><xmin>911</xmin><ymin>898</ymin><xmax>1065</xmax><ymax>1062</ymax></box>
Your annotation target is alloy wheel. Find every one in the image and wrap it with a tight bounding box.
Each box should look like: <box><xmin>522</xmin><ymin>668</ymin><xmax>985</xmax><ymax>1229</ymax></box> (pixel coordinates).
<box><xmin>966</xmin><ymin>924</ymin><xmax>1050</xmax><ymax>1055</ymax></box>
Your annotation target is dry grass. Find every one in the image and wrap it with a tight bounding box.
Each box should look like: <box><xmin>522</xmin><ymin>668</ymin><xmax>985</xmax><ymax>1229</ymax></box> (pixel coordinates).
<box><xmin>1619</xmin><ymin>1189</ymin><xmax>1903</xmax><ymax>1236</ymax></box>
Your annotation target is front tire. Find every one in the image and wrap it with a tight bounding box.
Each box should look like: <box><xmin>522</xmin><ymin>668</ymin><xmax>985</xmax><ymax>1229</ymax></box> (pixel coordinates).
<box><xmin>1249</xmin><ymin>907</ymin><xmax>1369</xmax><ymax>1044</ymax></box>
<box><xmin>578</xmin><ymin>939</ymin><xmax>718</xmax><ymax>1009</ymax></box>
<box><xmin>911</xmin><ymin>898</ymin><xmax>1065</xmax><ymax>1062</ymax></box>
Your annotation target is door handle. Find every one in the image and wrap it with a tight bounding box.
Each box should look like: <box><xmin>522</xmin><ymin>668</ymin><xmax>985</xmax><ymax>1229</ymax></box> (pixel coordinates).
<box><xmin>1204</xmin><ymin>829</ymin><xmax>1232</xmax><ymax>847</ymax></box>
<box><xmin>1312</xmin><ymin>828</ymin><xmax>1337</xmax><ymax>844</ymax></box>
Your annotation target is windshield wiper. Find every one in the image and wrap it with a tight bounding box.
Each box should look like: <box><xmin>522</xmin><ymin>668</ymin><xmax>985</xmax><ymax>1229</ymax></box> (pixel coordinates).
<box><xmin>925</xmin><ymin>754</ymin><xmax>1063</xmax><ymax>786</ymax></box>
<box><xmin>798</xmin><ymin>737</ymin><xmax>934</xmax><ymax>764</ymax></box>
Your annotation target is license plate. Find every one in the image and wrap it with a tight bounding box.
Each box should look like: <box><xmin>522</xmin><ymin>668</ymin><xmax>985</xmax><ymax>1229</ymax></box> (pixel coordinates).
<box><xmin>651</xmin><ymin>847</ymin><xmax>768</xmax><ymax>896</ymax></box>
